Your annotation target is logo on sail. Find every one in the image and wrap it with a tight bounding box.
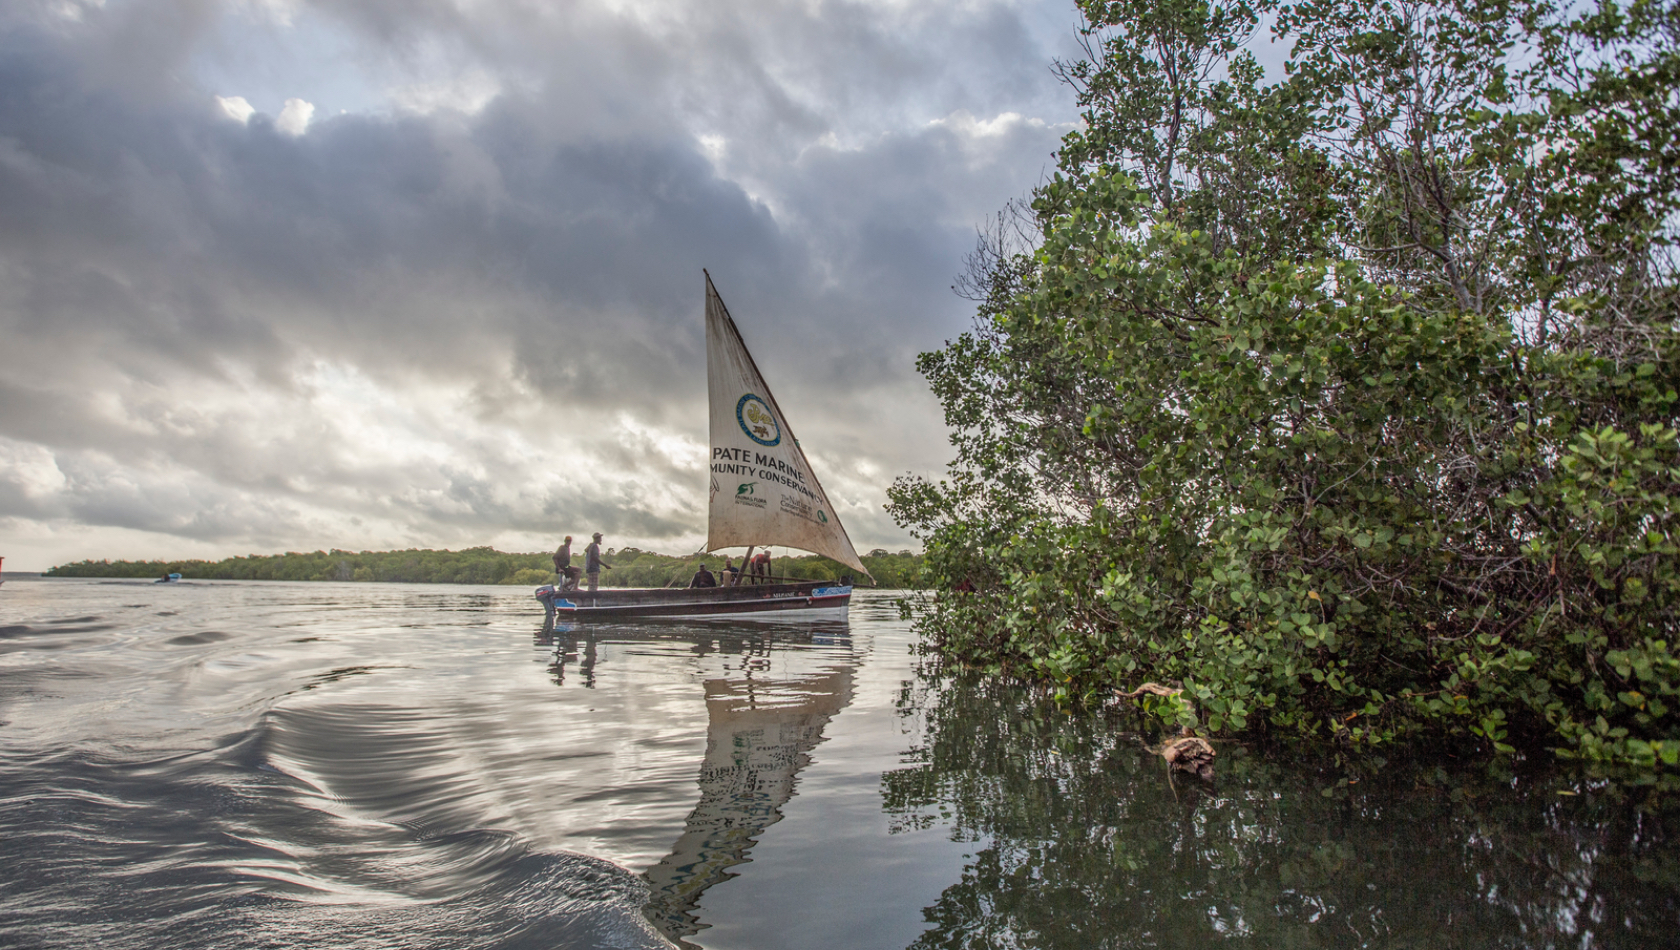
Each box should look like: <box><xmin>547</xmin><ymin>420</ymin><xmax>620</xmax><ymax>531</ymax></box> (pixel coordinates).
<box><xmin>736</xmin><ymin>394</ymin><xmax>781</xmax><ymax>446</ymax></box>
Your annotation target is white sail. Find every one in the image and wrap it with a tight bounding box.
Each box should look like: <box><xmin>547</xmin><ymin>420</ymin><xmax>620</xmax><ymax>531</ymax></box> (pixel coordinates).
<box><xmin>704</xmin><ymin>273</ymin><xmax>870</xmax><ymax>578</ymax></box>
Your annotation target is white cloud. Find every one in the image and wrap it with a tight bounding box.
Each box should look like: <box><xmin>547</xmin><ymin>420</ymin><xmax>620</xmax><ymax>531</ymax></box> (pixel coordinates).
<box><xmin>215</xmin><ymin>94</ymin><xmax>254</xmax><ymax>123</ymax></box>
<box><xmin>0</xmin><ymin>437</ymin><xmax>68</xmax><ymax>499</ymax></box>
<box><xmin>931</xmin><ymin>109</ymin><xmax>1041</xmax><ymax>139</ymax></box>
<box><xmin>697</xmin><ymin>133</ymin><xmax>726</xmax><ymax>166</ymax></box>
<box><xmin>235</xmin><ymin>0</ymin><xmax>299</xmax><ymax>27</ymax></box>
<box><xmin>389</xmin><ymin>71</ymin><xmax>503</xmax><ymax>116</ymax></box>
<box><xmin>46</xmin><ymin>1</ymin><xmax>106</xmax><ymax>24</ymax></box>
<box><xmin>275</xmin><ymin>96</ymin><xmax>313</xmax><ymax>135</ymax></box>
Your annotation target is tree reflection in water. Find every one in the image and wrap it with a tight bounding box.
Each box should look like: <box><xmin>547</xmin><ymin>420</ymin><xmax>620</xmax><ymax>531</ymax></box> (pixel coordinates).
<box><xmin>883</xmin><ymin>674</ymin><xmax>1679</xmax><ymax>950</ymax></box>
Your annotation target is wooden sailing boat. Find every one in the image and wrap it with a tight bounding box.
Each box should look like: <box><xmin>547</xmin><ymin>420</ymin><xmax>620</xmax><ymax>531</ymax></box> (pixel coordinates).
<box><xmin>536</xmin><ymin>272</ymin><xmax>870</xmax><ymax>620</ymax></box>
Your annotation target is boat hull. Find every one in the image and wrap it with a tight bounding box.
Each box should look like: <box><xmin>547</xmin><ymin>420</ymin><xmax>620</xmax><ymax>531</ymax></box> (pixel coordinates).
<box><xmin>536</xmin><ymin>581</ymin><xmax>851</xmax><ymax>620</ymax></box>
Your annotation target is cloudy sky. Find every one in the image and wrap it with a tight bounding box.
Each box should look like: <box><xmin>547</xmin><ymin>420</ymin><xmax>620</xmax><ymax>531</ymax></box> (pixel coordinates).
<box><xmin>0</xmin><ymin>0</ymin><xmax>1084</xmax><ymax>570</ymax></box>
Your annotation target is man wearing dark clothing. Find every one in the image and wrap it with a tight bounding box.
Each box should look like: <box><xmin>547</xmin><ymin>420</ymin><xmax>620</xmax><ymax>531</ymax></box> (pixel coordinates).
<box><xmin>689</xmin><ymin>564</ymin><xmax>718</xmax><ymax>588</ymax></box>
<box><xmin>721</xmin><ymin>558</ymin><xmax>740</xmax><ymax>587</ymax></box>
<box><xmin>553</xmin><ymin>536</ymin><xmax>581</xmax><ymax>591</ymax></box>
<box><xmin>584</xmin><ymin>533</ymin><xmax>611</xmax><ymax>592</ymax></box>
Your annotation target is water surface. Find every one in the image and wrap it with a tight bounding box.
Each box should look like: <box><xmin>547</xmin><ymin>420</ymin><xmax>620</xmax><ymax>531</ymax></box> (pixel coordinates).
<box><xmin>0</xmin><ymin>578</ymin><xmax>1673</xmax><ymax>948</ymax></box>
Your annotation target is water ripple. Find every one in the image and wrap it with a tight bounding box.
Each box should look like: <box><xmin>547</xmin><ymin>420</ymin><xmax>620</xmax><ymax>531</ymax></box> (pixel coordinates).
<box><xmin>0</xmin><ymin>578</ymin><xmax>875</xmax><ymax>949</ymax></box>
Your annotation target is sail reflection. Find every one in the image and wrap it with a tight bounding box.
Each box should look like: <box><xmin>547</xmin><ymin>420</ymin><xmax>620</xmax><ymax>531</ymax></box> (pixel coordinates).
<box><xmin>634</xmin><ymin>619</ymin><xmax>856</xmax><ymax>946</ymax></box>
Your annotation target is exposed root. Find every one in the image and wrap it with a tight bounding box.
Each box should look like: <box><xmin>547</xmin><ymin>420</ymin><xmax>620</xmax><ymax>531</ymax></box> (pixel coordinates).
<box><xmin>1159</xmin><ymin>735</ymin><xmax>1217</xmax><ymax>782</ymax></box>
<box><xmin>1113</xmin><ymin>682</ymin><xmax>1199</xmax><ymax>723</ymax></box>
<box><xmin>1113</xmin><ymin>682</ymin><xmax>1183</xmax><ymax>700</ymax></box>
<box><xmin>1114</xmin><ymin>682</ymin><xmax>1216</xmax><ymax>780</ymax></box>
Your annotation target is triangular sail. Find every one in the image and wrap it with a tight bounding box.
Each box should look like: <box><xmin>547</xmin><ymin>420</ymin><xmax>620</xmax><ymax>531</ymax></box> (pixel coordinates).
<box><xmin>705</xmin><ymin>273</ymin><xmax>870</xmax><ymax>578</ymax></box>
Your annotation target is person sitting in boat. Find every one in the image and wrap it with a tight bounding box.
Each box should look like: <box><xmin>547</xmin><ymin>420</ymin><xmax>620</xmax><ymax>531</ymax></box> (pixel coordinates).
<box><xmin>584</xmin><ymin>533</ymin><xmax>612</xmax><ymax>591</ymax></box>
<box><xmin>553</xmin><ymin>536</ymin><xmax>582</xmax><ymax>591</ymax></box>
<box><xmin>689</xmin><ymin>563</ymin><xmax>718</xmax><ymax>588</ymax></box>
<box><xmin>721</xmin><ymin>557</ymin><xmax>741</xmax><ymax>587</ymax></box>
<box><xmin>749</xmin><ymin>550</ymin><xmax>771</xmax><ymax>584</ymax></box>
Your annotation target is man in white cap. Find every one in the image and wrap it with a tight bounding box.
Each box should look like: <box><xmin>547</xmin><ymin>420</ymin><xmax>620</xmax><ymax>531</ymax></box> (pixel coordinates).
<box><xmin>584</xmin><ymin>532</ymin><xmax>612</xmax><ymax>592</ymax></box>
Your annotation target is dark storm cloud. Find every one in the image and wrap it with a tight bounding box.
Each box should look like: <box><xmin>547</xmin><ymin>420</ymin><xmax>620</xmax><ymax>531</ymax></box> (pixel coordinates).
<box><xmin>0</xmin><ymin>0</ymin><xmax>1079</xmax><ymax>566</ymax></box>
<box><xmin>0</xmin><ymin>64</ymin><xmax>761</xmax><ymax>418</ymax></box>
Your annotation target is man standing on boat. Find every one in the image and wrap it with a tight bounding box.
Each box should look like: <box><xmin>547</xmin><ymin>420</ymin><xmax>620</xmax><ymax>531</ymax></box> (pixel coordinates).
<box><xmin>689</xmin><ymin>563</ymin><xmax>718</xmax><ymax>588</ymax></box>
<box><xmin>749</xmin><ymin>550</ymin><xmax>771</xmax><ymax>584</ymax></box>
<box><xmin>584</xmin><ymin>533</ymin><xmax>612</xmax><ymax>592</ymax></box>
<box><xmin>721</xmin><ymin>557</ymin><xmax>741</xmax><ymax>587</ymax></box>
<box><xmin>553</xmin><ymin>536</ymin><xmax>581</xmax><ymax>591</ymax></box>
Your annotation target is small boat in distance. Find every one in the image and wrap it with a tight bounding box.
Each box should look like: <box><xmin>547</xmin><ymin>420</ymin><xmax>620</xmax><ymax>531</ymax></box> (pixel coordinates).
<box><xmin>537</xmin><ymin>272</ymin><xmax>870</xmax><ymax>620</ymax></box>
<box><xmin>156</xmin><ymin>573</ymin><xmax>182</xmax><ymax>584</ymax></box>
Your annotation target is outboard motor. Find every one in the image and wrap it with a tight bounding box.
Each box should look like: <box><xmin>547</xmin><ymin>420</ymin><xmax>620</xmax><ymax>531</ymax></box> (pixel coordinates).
<box><xmin>535</xmin><ymin>584</ymin><xmax>557</xmax><ymax>628</ymax></box>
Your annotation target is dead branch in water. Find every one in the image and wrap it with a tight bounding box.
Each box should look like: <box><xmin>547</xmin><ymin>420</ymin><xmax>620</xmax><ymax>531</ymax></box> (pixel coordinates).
<box><xmin>1113</xmin><ymin>682</ymin><xmax>1215</xmax><ymax>780</ymax></box>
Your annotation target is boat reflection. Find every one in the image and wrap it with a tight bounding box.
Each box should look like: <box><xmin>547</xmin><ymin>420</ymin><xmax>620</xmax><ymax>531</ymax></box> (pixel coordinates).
<box><xmin>539</xmin><ymin>617</ymin><xmax>856</xmax><ymax>947</ymax></box>
<box><xmin>542</xmin><ymin>623</ymin><xmax>599</xmax><ymax>688</ymax></box>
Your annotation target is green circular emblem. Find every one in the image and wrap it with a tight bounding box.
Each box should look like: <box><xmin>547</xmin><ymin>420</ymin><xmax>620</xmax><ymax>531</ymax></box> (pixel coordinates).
<box><xmin>737</xmin><ymin>394</ymin><xmax>781</xmax><ymax>446</ymax></box>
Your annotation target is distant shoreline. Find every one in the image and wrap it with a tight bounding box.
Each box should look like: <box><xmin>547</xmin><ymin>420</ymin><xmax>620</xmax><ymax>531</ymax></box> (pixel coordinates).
<box><xmin>42</xmin><ymin>546</ymin><xmax>925</xmax><ymax>589</ymax></box>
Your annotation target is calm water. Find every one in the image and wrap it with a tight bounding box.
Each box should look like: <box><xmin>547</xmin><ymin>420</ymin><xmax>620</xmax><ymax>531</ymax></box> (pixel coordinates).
<box><xmin>0</xmin><ymin>578</ymin><xmax>1674</xmax><ymax>949</ymax></box>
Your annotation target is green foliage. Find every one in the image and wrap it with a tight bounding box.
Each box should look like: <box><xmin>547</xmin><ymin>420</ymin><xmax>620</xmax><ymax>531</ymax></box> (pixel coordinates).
<box><xmin>504</xmin><ymin>568</ymin><xmax>553</xmax><ymax>586</ymax></box>
<box><xmin>47</xmin><ymin>547</ymin><xmax>926</xmax><ymax>589</ymax></box>
<box><xmin>891</xmin><ymin>0</ymin><xmax>1680</xmax><ymax>779</ymax></box>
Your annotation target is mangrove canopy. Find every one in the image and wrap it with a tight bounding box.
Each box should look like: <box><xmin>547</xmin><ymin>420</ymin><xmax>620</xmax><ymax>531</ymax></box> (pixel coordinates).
<box><xmin>889</xmin><ymin>0</ymin><xmax>1680</xmax><ymax>781</ymax></box>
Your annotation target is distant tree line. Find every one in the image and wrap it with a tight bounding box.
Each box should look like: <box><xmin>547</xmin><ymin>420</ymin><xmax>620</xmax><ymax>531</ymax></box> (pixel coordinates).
<box><xmin>44</xmin><ymin>546</ymin><xmax>923</xmax><ymax>589</ymax></box>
